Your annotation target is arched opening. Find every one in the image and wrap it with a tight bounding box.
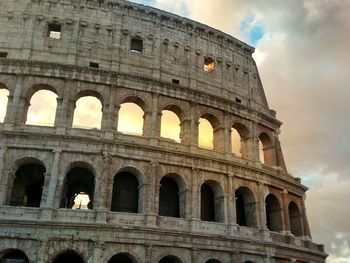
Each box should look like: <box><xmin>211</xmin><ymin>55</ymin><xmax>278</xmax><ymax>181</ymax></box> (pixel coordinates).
<box><xmin>289</xmin><ymin>201</ymin><xmax>303</xmax><ymax>236</ymax></box>
<box><xmin>159</xmin><ymin>255</ymin><xmax>182</xmax><ymax>263</ymax></box>
<box><xmin>231</xmin><ymin>123</ymin><xmax>249</xmax><ymax>158</ymax></box>
<box><xmin>201</xmin><ymin>181</ymin><xmax>224</xmax><ymax>222</ymax></box>
<box><xmin>265</xmin><ymin>194</ymin><xmax>283</xmax><ymax>232</ymax></box>
<box><xmin>235</xmin><ymin>187</ymin><xmax>257</xmax><ymax>227</ymax></box>
<box><xmin>53</xmin><ymin>250</ymin><xmax>84</xmax><ymax>263</ymax></box>
<box><xmin>258</xmin><ymin>132</ymin><xmax>276</xmax><ymax>166</ymax></box>
<box><xmin>60</xmin><ymin>166</ymin><xmax>95</xmax><ymax>209</ymax></box>
<box><xmin>231</xmin><ymin>128</ymin><xmax>241</xmax><ymax>156</ymax></box>
<box><xmin>117</xmin><ymin>102</ymin><xmax>144</xmax><ymax>135</ymax></box>
<box><xmin>108</xmin><ymin>253</ymin><xmax>136</xmax><ymax>263</ymax></box>
<box><xmin>0</xmin><ymin>87</ymin><xmax>9</xmax><ymax>123</ymax></box>
<box><xmin>10</xmin><ymin>163</ymin><xmax>45</xmax><ymax>207</ymax></box>
<box><xmin>198</xmin><ymin>118</ymin><xmax>214</xmax><ymax>149</ymax></box>
<box><xmin>205</xmin><ymin>259</ymin><xmax>221</xmax><ymax>263</ymax></box>
<box><xmin>111</xmin><ymin>172</ymin><xmax>139</xmax><ymax>213</ymax></box>
<box><xmin>159</xmin><ymin>177</ymin><xmax>180</xmax><ymax>218</ymax></box>
<box><xmin>0</xmin><ymin>249</ymin><xmax>29</xmax><ymax>263</ymax></box>
<box><xmin>161</xmin><ymin>110</ymin><xmax>181</xmax><ymax>142</ymax></box>
<box><xmin>72</xmin><ymin>96</ymin><xmax>102</xmax><ymax>129</ymax></box>
<box><xmin>26</xmin><ymin>89</ymin><xmax>57</xmax><ymax>126</ymax></box>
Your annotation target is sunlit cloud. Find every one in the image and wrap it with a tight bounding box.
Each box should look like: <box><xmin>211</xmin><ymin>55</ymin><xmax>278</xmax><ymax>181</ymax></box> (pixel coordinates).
<box><xmin>26</xmin><ymin>90</ymin><xmax>57</xmax><ymax>126</ymax></box>
<box><xmin>117</xmin><ymin>103</ymin><xmax>144</xmax><ymax>135</ymax></box>
<box><xmin>198</xmin><ymin>118</ymin><xmax>213</xmax><ymax>149</ymax></box>
<box><xmin>0</xmin><ymin>88</ymin><xmax>9</xmax><ymax>123</ymax></box>
<box><xmin>72</xmin><ymin>96</ymin><xmax>102</xmax><ymax>129</ymax></box>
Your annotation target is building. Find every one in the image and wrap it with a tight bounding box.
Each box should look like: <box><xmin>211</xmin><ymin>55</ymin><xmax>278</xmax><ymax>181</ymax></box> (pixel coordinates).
<box><xmin>0</xmin><ymin>0</ymin><xmax>327</xmax><ymax>262</ymax></box>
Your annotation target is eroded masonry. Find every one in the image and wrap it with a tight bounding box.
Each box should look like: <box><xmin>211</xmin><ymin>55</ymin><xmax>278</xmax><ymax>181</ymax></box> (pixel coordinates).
<box><xmin>0</xmin><ymin>0</ymin><xmax>326</xmax><ymax>262</ymax></box>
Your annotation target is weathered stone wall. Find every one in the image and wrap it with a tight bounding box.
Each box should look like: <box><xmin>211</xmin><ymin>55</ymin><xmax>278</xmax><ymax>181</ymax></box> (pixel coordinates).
<box><xmin>0</xmin><ymin>0</ymin><xmax>326</xmax><ymax>263</ymax></box>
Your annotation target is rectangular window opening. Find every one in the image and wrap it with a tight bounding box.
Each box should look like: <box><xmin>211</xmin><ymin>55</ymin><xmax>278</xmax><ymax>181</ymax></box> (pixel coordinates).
<box><xmin>47</xmin><ymin>23</ymin><xmax>61</xmax><ymax>39</ymax></box>
<box><xmin>204</xmin><ymin>57</ymin><xmax>215</xmax><ymax>72</ymax></box>
<box><xmin>172</xmin><ymin>79</ymin><xmax>180</xmax><ymax>84</ymax></box>
<box><xmin>130</xmin><ymin>38</ymin><xmax>143</xmax><ymax>53</ymax></box>
<box><xmin>89</xmin><ymin>62</ymin><xmax>99</xmax><ymax>68</ymax></box>
<box><xmin>0</xmin><ymin>52</ymin><xmax>8</xmax><ymax>58</ymax></box>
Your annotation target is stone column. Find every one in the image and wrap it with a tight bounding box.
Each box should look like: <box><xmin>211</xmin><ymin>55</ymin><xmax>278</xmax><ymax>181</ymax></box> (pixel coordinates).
<box><xmin>66</xmin><ymin>99</ymin><xmax>76</xmax><ymax>128</ymax></box>
<box><xmin>213</xmin><ymin>126</ymin><xmax>225</xmax><ymax>152</ymax></box>
<box><xmin>0</xmin><ymin>145</ymin><xmax>7</xmax><ymax>205</ymax></box>
<box><xmin>258</xmin><ymin>182</ymin><xmax>267</xmax><ymax>230</ymax></box>
<box><xmin>301</xmin><ymin>195</ymin><xmax>311</xmax><ymax>239</ymax></box>
<box><xmin>4</xmin><ymin>75</ymin><xmax>24</xmax><ymax>125</ymax></box>
<box><xmin>44</xmin><ymin>149</ymin><xmax>61</xmax><ymax>208</ymax></box>
<box><xmin>145</xmin><ymin>244</ymin><xmax>153</xmax><ymax>263</ymax></box>
<box><xmin>91</xmin><ymin>242</ymin><xmax>103</xmax><ymax>263</ymax></box>
<box><xmin>54</xmin><ymin>80</ymin><xmax>71</xmax><ymax>130</ymax></box>
<box><xmin>145</xmin><ymin>161</ymin><xmax>157</xmax><ymax>226</ymax></box>
<box><xmin>281</xmin><ymin>190</ymin><xmax>291</xmax><ymax>234</ymax></box>
<box><xmin>251</xmin><ymin>121</ymin><xmax>260</xmax><ymax>162</ymax></box>
<box><xmin>227</xmin><ymin>173</ymin><xmax>237</xmax><ymax>235</ymax></box>
<box><xmin>223</xmin><ymin>113</ymin><xmax>232</xmax><ymax>154</ymax></box>
<box><xmin>36</xmin><ymin>240</ymin><xmax>48</xmax><ymax>263</ymax></box>
<box><xmin>191</xmin><ymin>248</ymin><xmax>198</xmax><ymax>263</ymax></box>
<box><xmin>180</xmin><ymin>118</ymin><xmax>191</xmax><ymax>145</ymax></box>
<box><xmin>190</xmin><ymin>168</ymin><xmax>200</xmax><ymax>231</ymax></box>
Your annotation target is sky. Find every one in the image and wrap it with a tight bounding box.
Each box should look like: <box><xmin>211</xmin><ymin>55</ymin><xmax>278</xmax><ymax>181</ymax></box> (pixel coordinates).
<box><xmin>0</xmin><ymin>1</ymin><xmax>349</xmax><ymax>262</ymax></box>
<box><xmin>130</xmin><ymin>1</ymin><xmax>348</xmax><ymax>262</ymax></box>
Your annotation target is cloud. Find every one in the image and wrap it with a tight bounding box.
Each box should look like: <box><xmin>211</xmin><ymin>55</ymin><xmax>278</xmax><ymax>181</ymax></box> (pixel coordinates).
<box><xmin>151</xmin><ymin>0</ymin><xmax>350</xmax><ymax>261</ymax></box>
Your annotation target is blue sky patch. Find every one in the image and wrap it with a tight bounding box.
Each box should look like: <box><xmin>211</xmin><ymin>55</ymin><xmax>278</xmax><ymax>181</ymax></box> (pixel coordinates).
<box><xmin>240</xmin><ymin>16</ymin><xmax>265</xmax><ymax>47</ymax></box>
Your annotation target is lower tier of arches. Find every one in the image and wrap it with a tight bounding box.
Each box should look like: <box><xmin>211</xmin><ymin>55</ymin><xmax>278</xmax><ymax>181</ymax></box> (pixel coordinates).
<box><xmin>0</xmin><ymin>221</ymin><xmax>327</xmax><ymax>263</ymax></box>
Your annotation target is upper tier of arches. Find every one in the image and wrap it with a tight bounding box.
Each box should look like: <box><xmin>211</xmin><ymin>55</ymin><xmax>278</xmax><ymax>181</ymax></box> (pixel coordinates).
<box><xmin>0</xmin><ymin>82</ymin><xmax>285</xmax><ymax>168</ymax></box>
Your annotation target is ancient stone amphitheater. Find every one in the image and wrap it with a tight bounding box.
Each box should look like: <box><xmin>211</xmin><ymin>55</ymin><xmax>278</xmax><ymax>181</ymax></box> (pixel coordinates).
<box><xmin>0</xmin><ymin>0</ymin><xmax>327</xmax><ymax>262</ymax></box>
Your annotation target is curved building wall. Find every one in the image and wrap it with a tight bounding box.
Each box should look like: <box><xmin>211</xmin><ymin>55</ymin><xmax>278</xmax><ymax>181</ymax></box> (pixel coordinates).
<box><xmin>0</xmin><ymin>0</ymin><xmax>326</xmax><ymax>263</ymax></box>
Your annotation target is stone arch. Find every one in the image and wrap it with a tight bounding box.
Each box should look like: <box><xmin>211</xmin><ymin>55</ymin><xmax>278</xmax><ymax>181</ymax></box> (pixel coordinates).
<box><xmin>0</xmin><ymin>248</ymin><xmax>29</xmax><ymax>263</ymax></box>
<box><xmin>52</xmin><ymin>249</ymin><xmax>85</xmax><ymax>263</ymax></box>
<box><xmin>265</xmin><ymin>193</ymin><xmax>283</xmax><ymax>232</ymax></box>
<box><xmin>117</xmin><ymin>96</ymin><xmax>146</xmax><ymax>136</ymax></box>
<box><xmin>159</xmin><ymin>255</ymin><xmax>183</xmax><ymax>263</ymax></box>
<box><xmin>235</xmin><ymin>186</ymin><xmax>258</xmax><ymax>228</ymax></box>
<box><xmin>111</xmin><ymin>166</ymin><xmax>145</xmax><ymax>213</ymax></box>
<box><xmin>200</xmin><ymin>179</ymin><xmax>225</xmax><ymax>223</ymax></box>
<box><xmin>72</xmin><ymin>90</ymin><xmax>104</xmax><ymax>129</ymax></box>
<box><xmin>9</xmin><ymin>157</ymin><xmax>46</xmax><ymax>207</ymax></box>
<box><xmin>158</xmin><ymin>173</ymin><xmax>187</xmax><ymax>218</ymax></box>
<box><xmin>107</xmin><ymin>252</ymin><xmax>138</xmax><ymax>263</ymax></box>
<box><xmin>289</xmin><ymin>201</ymin><xmax>303</xmax><ymax>236</ymax></box>
<box><xmin>231</xmin><ymin>122</ymin><xmax>250</xmax><ymax>158</ymax></box>
<box><xmin>0</xmin><ymin>83</ymin><xmax>10</xmax><ymax>123</ymax></box>
<box><xmin>24</xmin><ymin>84</ymin><xmax>58</xmax><ymax>126</ymax></box>
<box><xmin>204</xmin><ymin>259</ymin><xmax>222</xmax><ymax>263</ymax></box>
<box><xmin>160</xmin><ymin>104</ymin><xmax>184</xmax><ymax>142</ymax></box>
<box><xmin>258</xmin><ymin>132</ymin><xmax>276</xmax><ymax>166</ymax></box>
<box><xmin>60</xmin><ymin>162</ymin><xmax>96</xmax><ymax>210</ymax></box>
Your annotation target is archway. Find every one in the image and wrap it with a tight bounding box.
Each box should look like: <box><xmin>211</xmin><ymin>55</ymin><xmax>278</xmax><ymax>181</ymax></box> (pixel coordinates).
<box><xmin>0</xmin><ymin>249</ymin><xmax>29</xmax><ymax>263</ymax></box>
<box><xmin>108</xmin><ymin>253</ymin><xmax>136</xmax><ymax>263</ymax></box>
<box><xmin>289</xmin><ymin>201</ymin><xmax>303</xmax><ymax>236</ymax></box>
<box><xmin>265</xmin><ymin>194</ymin><xmax>283</xmax><ymax>232</ymax></box>
<box><xmin>60</xmin><ymin>166</ymin><xmax>95</xmax><ymax>209</ymax></box>
<box><xmin>118</xmin><ymin>102</ymin><xmax>144</xmax><ymax>135</ymax></box>
<box><xmin>53</xmin><ymin>250</ymin><xmax>84</xmax><ymax>263</ymax></box>
<box><xmin>111</xmin><ymin>172</ymin><xmax>139</xmax><ymax>213</ymax></box>
<box><xmin>72</xmin><ymin>96</ymin><xmax>102</xmax><ymax>129</ymax></box>
<box><xmin>0</xmin><ymin>87</ymin><xmax>9</xmax><ymax>123</ymax></box>
<box><xmin>235</xmin><ymin>187</ymin><xmax>257</xmax><ymax>227</ymax></box>
<box><xmin>161</xmin><ymin>110</ymin><xmax>181</xmax><ymax>142</ymax></box>
<box><xmin>10</xmin><ymin>163</ymin><xmax>46</xmax><ymax>207</ymax></box>
<box><xmin>201</xmin><ymin>180</ymin><xmax>225</xmax><ymax>222</ymax></box>
<box><xmin>159</xmin><ymin>255</ymin><xmax>182</xmax><ymax>263</ymax></box>
<box><xmin>159</xmin><ymin>177</ymin><xmax>180</xmax><ymax>218</ymax></box>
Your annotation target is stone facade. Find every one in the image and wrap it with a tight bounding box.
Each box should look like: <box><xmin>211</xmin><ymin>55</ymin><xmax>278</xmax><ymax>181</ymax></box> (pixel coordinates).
<box><xmin>0</xmin><ymin>0</ymin><xmax>326</xmax><ymax>262</ymax></box>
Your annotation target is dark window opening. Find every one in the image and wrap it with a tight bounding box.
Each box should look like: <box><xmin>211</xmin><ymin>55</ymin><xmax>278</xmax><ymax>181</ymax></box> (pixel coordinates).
<box><xmin>53</xmin><ymin>250</ymin><xmax>84</xmax><ymax>263</ymax></box>
<box><xmin>235</xmin><ymin>191</ymin><xmax>246</xmax><ymax>226</ymax></box>
<box><xmin>47</xmin><ymin>23</ymin><xmax>61</xmax><ymax>39</ymax></box>
<box><xmin>111</xmin><ymin>172</ymin><xmax>139</xmax><ymax>213</ymax></box>
<box><xmin>204</xmin><ymin>57</ymin><xmax>215</xmax><ymax>72</ymax></box>
<box><xmin>108</xmin><ymin>253</ymin><xmax>135</xmax><ymax>263</ymax></box>
<box><xmin>265</xmin><ymin>194</ymin><xmax>283</xmax><ymax>231</ymax></box>
<box><xmin>130</xmin><ymin>38</ymin><xmax>143</xmax><ymax>53</ymax></box>
<box><xmin>0</xmin><ymin>52</ymin><xmax>8</xmax><ymax>58</ymax></box>
<box><xmin>235</xmin><ymin>97</ymin><xmax>242</xmax><ymax>103</ymax></box>
<box><xmin>159</xmin><ymin>177</ymin><xmax>180</xmax><ymax>218</ymax></box>
<box><xmin>289</xmin><ymin>202</ymin><xmax>303</xmax><ymax>236</ymax></box>
<box><xmin>60</xmin><ymin>167</ymin><xmax>95</xmax><ymax>209</ymax></box>
<box><xmin>1</xmin><ymin>249</ymin><xmax>29</xmax><ymax>263</ymax></box>
<box><xmin>89</xmin><ymin>62</ymin><xmax>99</xmax><ymax>68</ymax></box>
<box><xmin>201</xmin><ymin>183</ymin><xmax>215</xmax><ymax>221</ymax></box>
<box><xmin>159</xmin><ymin>256</ymin><xmax>181</xmax><ymax>263</ymax></box>
<box><xmin>10</xmin><ymin>163</ymin><xmax>45</xmax><ymax>207</ymax></box>
<box><xmin>172</xmin><ymin>79</ymin><xmax>180</xmax><ymax>84</ymax></box>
